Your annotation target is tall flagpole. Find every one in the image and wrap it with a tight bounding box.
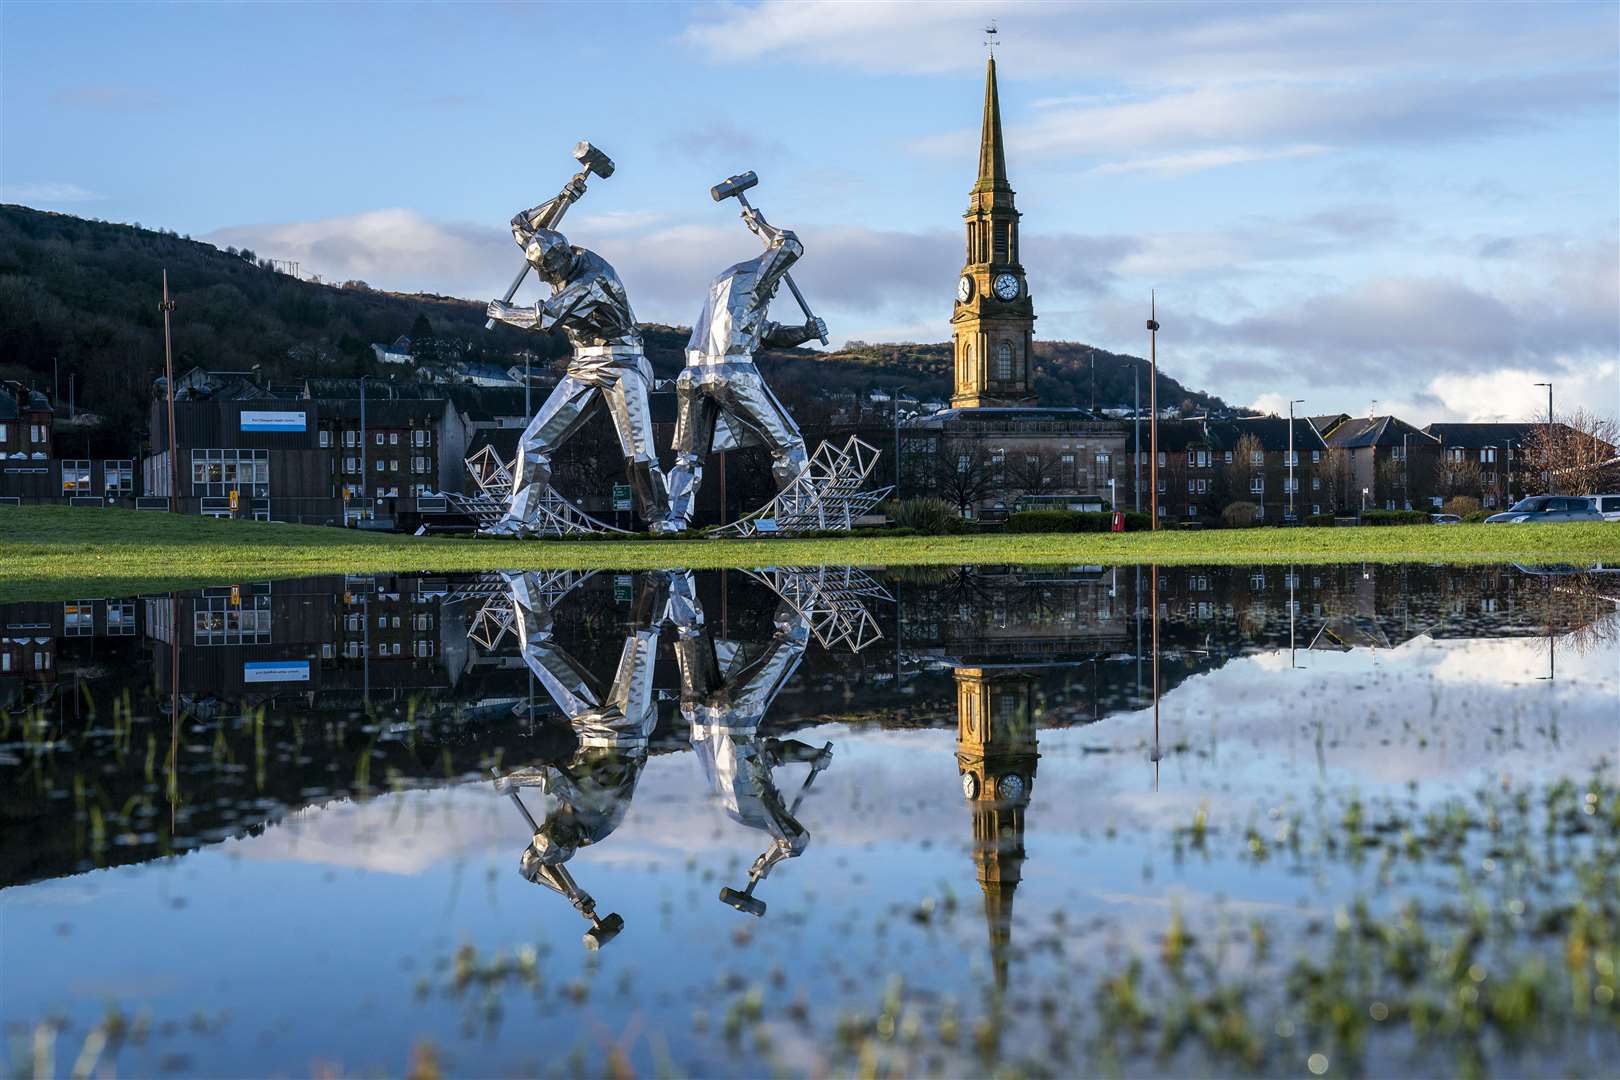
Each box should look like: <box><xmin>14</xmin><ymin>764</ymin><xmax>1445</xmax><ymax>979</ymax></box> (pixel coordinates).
<box><xmin>1147</xmin><ymin>292</ymin><xmax>1160</xmax><ymax>531</ymax></box>
<box><xmin>161</xmin><ymin>270</ymin><xmax>179</xmax><ymax>513</ymax></box>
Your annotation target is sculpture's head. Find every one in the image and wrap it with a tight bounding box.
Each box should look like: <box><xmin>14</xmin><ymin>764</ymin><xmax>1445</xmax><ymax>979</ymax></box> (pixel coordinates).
<box><xmin>524</xmin><ymin>228</ymin><xmax>575</xmax><ymax>283</ymax></box>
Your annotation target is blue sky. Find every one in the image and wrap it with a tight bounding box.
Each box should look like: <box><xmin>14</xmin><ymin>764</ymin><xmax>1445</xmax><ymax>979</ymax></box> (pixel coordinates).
<box><xmin>3</xmin><ymin>1</ymin><xmax>1616</xmax><ymax>423</ymax></box>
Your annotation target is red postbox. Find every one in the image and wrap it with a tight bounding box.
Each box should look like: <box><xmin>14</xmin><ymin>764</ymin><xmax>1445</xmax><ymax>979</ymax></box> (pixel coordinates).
<box><xmin>1111</xmin><ymin>511</ymin><xmax>1125</xmax><ymax>533</ymax></box>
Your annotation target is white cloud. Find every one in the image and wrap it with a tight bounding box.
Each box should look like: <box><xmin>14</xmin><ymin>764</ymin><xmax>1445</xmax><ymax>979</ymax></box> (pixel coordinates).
<box><xmin>1089</xmin><ymin>144</ymin><xmax>1328</xmax><ymax>177</ymax></box>
<box><xmin>1</xmin><ymin>181</ymin><xmax>104</xmax><ymax>204</ymax></box>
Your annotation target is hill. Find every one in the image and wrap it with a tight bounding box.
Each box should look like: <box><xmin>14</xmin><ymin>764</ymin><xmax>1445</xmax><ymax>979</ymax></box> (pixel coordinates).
<box><xmin>0</xmin><ymin>204</ymin><xmax>1233</xmax><ymax>457</ymax></box>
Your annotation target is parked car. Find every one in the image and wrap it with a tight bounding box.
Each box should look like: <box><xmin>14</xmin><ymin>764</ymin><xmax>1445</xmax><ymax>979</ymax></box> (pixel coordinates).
<box><xmin>1429</xmin><ymin>513</ymin><xmax>1462</xmax><ymax>525</ymax></box>
<box><xmin>1582</xmin><ymin>493</ymin><xmax>1620</xmax><ymax>521</ymax></box>
<box><xmin>1484</xmin><ymin>496</ymin><xmax>1602</xmax><ymax>524</ymax></box>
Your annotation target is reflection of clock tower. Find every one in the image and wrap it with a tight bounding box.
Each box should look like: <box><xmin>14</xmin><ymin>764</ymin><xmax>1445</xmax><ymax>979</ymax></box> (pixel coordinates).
<box><xmin>951</xmin><ymin>55</ymin><xmax>1036</xmax><ymax>410</ymax></box>
<box><xmin>954</xmin><ymin>666</ymin><xmax>1040</xmax><ymax>993</ymax></box>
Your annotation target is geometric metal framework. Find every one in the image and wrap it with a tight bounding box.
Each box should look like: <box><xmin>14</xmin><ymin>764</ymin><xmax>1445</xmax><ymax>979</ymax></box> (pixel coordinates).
<box><xmin>462</xmin><ymin>445</ymin><xmax>626</xmax><ymax>537</ymax></box>
<box><xmin>712</xmin><ymin>436</ymin><xmax>893</xmax><ymax>537</ymax></box>
<box><xmin>463</xmin><ymin>569</ymin><xmax>598</xmax><ymax>653</ymax></box>
<box><xmin>740</xmin><ymin>565</ymin><xmax>892</xmax><ymax>653</ymax></box>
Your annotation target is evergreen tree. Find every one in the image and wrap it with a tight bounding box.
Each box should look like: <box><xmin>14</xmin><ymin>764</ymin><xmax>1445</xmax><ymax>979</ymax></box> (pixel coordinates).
<box><xmin>409</xmin><ymin>312</ymin><xmax>436</xmax><ymax>365</ymax></box>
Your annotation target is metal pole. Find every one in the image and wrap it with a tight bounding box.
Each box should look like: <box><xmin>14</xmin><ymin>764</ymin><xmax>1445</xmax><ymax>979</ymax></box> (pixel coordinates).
<box><xmin>161</xmin><ymin>271</ymin><xmax>179</xmax><ymax>513</ymax></box>
<box><xmin>1403</xmin><ymin>433</ymin><xmax>1409</xmax><ymax>508</ymax></box>
<box><xmin>524</xmin><ymin>354</ymin><xmax>532</xmax><ymax>420</ymax></box>
<box><xmin>1288</xmin><ymin>401</ymin><xmax>1295</xmax><ymax>521</ymax></box>
<box><xmin>1533</xmin><ymin>382</ymin><xmax>1553</xmax><ymax>494</ymax></box>
<box><xmin>1147</xmin><ymin>292</ymin><xmax>1159</xmax><ymax>531</ymax></box>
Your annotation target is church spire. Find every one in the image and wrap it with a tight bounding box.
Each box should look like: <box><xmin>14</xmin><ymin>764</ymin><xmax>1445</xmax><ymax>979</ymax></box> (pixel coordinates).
<box><xmin>975</xmin><ymin>55</ymin><xmax>1010</xmax><ymax>193</ymax></box>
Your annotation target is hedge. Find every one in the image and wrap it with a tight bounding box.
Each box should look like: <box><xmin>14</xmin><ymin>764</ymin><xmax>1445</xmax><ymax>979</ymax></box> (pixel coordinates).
<box><xmin>1360</xmin><ymin>509</ymin><xmax>1432</xmax><ymax>526</ymax></box>
<box><xmin>1005</xmin><ymin>509</ymin><xmax>1153</xmax><ymax>533</ymax></box>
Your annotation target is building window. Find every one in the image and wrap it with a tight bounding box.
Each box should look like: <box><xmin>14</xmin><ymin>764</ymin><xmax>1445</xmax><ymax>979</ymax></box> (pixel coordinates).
<box><xmin>319</xmin><ymin>430</ymin><xmax>331</xmax><ymax>448</ymax></box>
<box><xmin>61</xmin><ymin>460</ymin><xmax>93</xmax><ymax>494</ymax></box>
<box><xmin>104</xmin><ymin>460</ymin><xmax>134</xmax><ymax>495</ymax></box>
<box><xmin>106</xmin><ymin>602</ymin><xmax>135</xmax><ymax>635</ymax></box>
<box><xmin>344</xmin><ymin>430</ymin><xmax>357</xmax><ymax>448</ymax></box>
<box><xmin>375</xmin><ymin>433</ymin><xmax>385</xmax><ymax>446</ymax></box>
<box><xmin>343</xmin><ymin>456</ymin><xmax>357</xmax><ymax>474</ymax></box>
<box><xmin>1311</xmin><ymin>476</ymin><xmax>1321</xmax><ymax>490</ymax></box>
<box><xmin>1157</xmin><ymin>452</ymin><xmax>1166</xmax><ymax>467</ymax></box>
<box><xmin>192</xmin><ymin>594</ymin><xmax>272</xmax><ymax>645</ymax></box>
<box><xmin>413</xmin><ymin>430</ymin><xmax>429</xmax><ymax>447</ymax></box>
<box><xmin>1311</xmin><ymin>450</ymin><xmax>1321</xmax><ymax>463</ymax></box>
<box><xmin>376</xmin><ymin>460</ymin><xmax>385</xmax><ymax>472</ymax></box>
<box><xmin>1251</xmin><ymin>450</ymin><xmax>1264</xmax><ymax>467</ymax></box>
<box><xmin>1250</xmin><ymin>476</ymin><xmax>1264</xmax><ymax>494</ymax></box>
<box><xmin>1482</xmin><ymin>447</ymin><xmax>1496</xmax><ymax>464</ymax></box>
<box><xmin>1312</xmin><ymin>504</ymin><xmax>1322</xmax><ymax>515</ymax></box>
<box><xmin>64</xmin><ymin>601</ymin><xmax>95</xmax><ymax>636</ymax></box>
<box><xmin>0</xmin><ymin>423</ymin><xmax>8</xmax><ymax>442</ymax></box>
<box><xmin>30</xmin><ymin>424</ymin><xmax>47</xmax><ymax>444</ymax></box>
<box><xmin>995</xmin><ymin>342</ymin><xmax>1013</xmax><ymax>381</ymax></box>
<box><xmin>1223</xmin><ymin>450</ymin><xmax>1233</xmax><ymax>464</ymax></box>
<box><xmin>389</xmin><ymin>432</ymin><xmax>399</xmax><ymax>446</ymax></box>
<box><xmin>1285</xmin><ymin>450</ymin><xmax>1298</xmax><ymax>467</ymax></box>
<box><xmin>1392</xmin><ymin>445</ymin><xmax>1406</xmax><ymax>461</ymax></box>
<box><xmin>189</xmin><ymin>449</ymin><xmax>270</xmax><ymax>498</ymax></box>
<box><xmin>1283</xmin><ymin>477</ymin><xmax>1298</xmax><ymax>493</ymax></box>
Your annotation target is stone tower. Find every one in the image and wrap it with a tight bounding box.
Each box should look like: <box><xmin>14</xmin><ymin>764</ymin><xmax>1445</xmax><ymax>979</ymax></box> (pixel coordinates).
<box><xmin>953</xmin><ymin>666</ymin><xmax>1040</xmax><ymax>993</ymax></box>
<box><xmin>951</xmin><ymin>55</ymin><xmax>1036</xmax><ymax>410</ymax></box>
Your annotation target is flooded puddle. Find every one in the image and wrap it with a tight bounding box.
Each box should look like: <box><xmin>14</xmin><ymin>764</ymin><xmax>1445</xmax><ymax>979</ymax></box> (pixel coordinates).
<box><xmin>2</xmin><ymin>564</ymin><xmax>1616</xmax><ymax>1077</ymax></box>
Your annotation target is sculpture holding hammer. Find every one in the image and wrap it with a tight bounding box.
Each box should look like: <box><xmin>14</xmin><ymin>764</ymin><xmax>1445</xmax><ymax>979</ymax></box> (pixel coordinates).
<box><xmin>662</xmin><ymin>171</ymin><xmax>829</xmax><ymax>533</ymax></box>
<box><xmin>484</xmin><ymin>141</ymin><xmax>674</xmax><ymax>535</ymax></box>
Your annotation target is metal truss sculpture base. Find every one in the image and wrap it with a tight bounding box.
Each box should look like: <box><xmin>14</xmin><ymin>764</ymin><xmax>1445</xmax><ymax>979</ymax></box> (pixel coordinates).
<box><xmin>464</xmin><ymin>445</ymin><xmax>626</xmax><ymax>537</ymax></box>
<box><xmin>741</xmin><ymin>566</ymin><xmax>891</xmax><ymax>653</ymax></box>
<box><xmin>712</xmin><ymin>436</ymin><xmax>892</xmax><ymax>537</ymax></box>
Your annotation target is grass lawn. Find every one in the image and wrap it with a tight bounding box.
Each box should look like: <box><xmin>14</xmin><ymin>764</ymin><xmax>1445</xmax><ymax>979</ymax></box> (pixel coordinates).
<box><xmin>2</xmin><ymin>505</ymin><xmax>1617</xmax><ymax>601</ymax></box>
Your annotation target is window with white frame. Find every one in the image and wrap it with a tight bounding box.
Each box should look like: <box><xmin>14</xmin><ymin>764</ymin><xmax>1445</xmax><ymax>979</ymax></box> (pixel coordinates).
<box><xmin>64</xmin><ymin>601</ymin><xmax>95</xmax><ymax>635</ymax></box>
<box><xmin>375</xmin><ymin>460</ymin><xmax>385</xmax><ymax>472</ymax></box>
<box><xmin>1251</xmin><ymin>450</ymin><xmax>1264</xmax><ymax>466</ymax></box>
<box><xmin>190</xmin><ymin>449</ymin><xmax>269</xmax><ymax>497</ymax></box>
<box><xmin>375</xmin><ymin>433</ymin><xmax>384</xmax><ymax>446</ymax></box>
<box><xmin>344</xmin><ymin>430</ymin><xmax>357</xmax><ymax>448</ymax></box>
<box><xmin>389</xmin><ymin>432</ymin><xmax>399</xmax><ymax>446</ymax></box>
<box><xmin>192</xmin><ymin>594</ymin><xmax>271</xmax><ymax>645</ymax></box>
<box><xmin>413</xmin><ymin>430</ymin><xmax>429</xmax><ymax>447</ymax></box>
<box><xmin>1285</xmin><ymin>450</ymin><xmax>1298</xmax><ymax>466</ymax></box>
<box><xmin>104</xmin><ymin>460</ymin><xmax>133</xmax><ymax>495</ymax></box>
<box><xmin>319</xmin><ymin>430</ymin><xmax>331</xmax><ymax>448</ymax></box>
<box><xmin>31</xmin><ymin>424</ymin><xmax>47</xmax><ymax>444</ymax></box>
<box><xmin>61</xmin><ymin>460</ymin><xmax>93</xmax><ymax>494</ymax></box>
<box><xmin>1312</xmin><ymin>476</ymin><xmax>1321</xmax><ymax>490</ymax></box>
<box><xmin>1283</xmin><ymin>477</ymin><xmax>1298</xmax><ymax>493</ymax></box>
<box><xmin>1311</xmin><ymin>450</ymin><xmax>1321</xmax><ymax>463</ymax></box>
<box><xmin>343</xmin><ymin>457</ymin><xmax>357</xmax><ymax>474</ymax></box>
<box><xmin>1224</xmin><ymin>450</ymin><xmax>1233</xmax><ymax>464</ymax></box>
<box><xmin>106</xmin><ymin>602</ymin><xmax>135</xmax><ymax>635</ymax></box>
<box><xmin>412</xmin><ymin>456</ymin><xmax>429</xmax><ymax>473</ymax></box>
<box><xmin>1392</xmin><ymin>445</ymin><xmax>1406</xmax><ymax>461</ymax></box>
<box><xmin>0</xmin><ymin>423</ymin><xmax>8</xmax><ymax>442</ymax></box>
<box><xmin>389</xmin><ymin>459</ymin><xmax>399</xmax><ymax>472</ymax></box>
<box><xmin>1482</xmin><ymin>447</ymin><xmax>1496</xmax><ymax>463</ymax></box>
<box><xmin>1250</xmin><ymin>476</ymin><xmax>1264</xmax><ymax>494</ymax></box>
<box><xmin>1312</xmin><ymin>504</ymin><xmax>1321</xmax><ymax>515</ymax></box>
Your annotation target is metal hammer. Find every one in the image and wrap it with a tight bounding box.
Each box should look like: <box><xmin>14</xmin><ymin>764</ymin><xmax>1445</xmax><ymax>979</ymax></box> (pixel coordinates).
<box><xmin>710</xmin><ymin>171</ymin><xmax>828</xmax><ymax>345</ymax></box>
<box><xmin>485</xmin><ymin>140</ymin><xmax>616</xmax><ymax>330</ymax></box>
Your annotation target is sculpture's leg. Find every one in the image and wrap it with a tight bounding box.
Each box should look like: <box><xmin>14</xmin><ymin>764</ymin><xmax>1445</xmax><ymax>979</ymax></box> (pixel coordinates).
<box><xmin>718</xmin><ymin>370</ymin><xmax>809</xmax><ymax>490</ymax></box>
<box><xmin>599</xmin><ymin>364</ymin><xmax>670</xmax><ymax>529</ymax></box>
<box><xmin>495</xmin><ymin>375</ymin><xmax>600</xmax><ymax>535</ymax></box>
<box><xmin>665</xmin><ymin>373</ymin><xmax>721</xmax><ymax>531</ymax></box>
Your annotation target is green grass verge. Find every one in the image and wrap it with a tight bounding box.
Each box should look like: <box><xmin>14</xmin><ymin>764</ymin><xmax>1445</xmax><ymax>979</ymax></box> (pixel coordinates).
<box><xmin>2</xmin><ymin>505</ymin><xmax>1616</xmax><ymax>601</ymax></box>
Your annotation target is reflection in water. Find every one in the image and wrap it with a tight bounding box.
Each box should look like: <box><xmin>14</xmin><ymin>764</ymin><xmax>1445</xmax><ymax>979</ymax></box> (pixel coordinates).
<box><xmin>1</xmin><ymin>563</ymin><xmax>1616</xmax><ymax>1076</ymax></box>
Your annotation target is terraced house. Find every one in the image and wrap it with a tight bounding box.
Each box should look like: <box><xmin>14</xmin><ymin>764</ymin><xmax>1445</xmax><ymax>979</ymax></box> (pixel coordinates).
<box><xmin>1132</xmin><ymin>415</ymin><xmax>1330</xmax><ymax>523</ymax></box>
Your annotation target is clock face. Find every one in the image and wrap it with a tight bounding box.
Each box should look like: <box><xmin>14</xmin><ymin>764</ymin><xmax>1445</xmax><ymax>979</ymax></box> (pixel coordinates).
<box><xmin>957</xmin><ymin>275</ymin><xmax>973</xmax><ymax>303</ymax></box>
<box><xmin>961</xmin><ymin>772</ymin><xmax>979</xmax><ymax>799</ymax></box>
<box><xmin>993</xmin><ymin>273</ymin><xmax>1020</xmax><ymax>301</ymax></box>
<box><xmin>995</xmin><ymin>773</ymin><xmax>1026</xmax><ymax>801</ymax></box>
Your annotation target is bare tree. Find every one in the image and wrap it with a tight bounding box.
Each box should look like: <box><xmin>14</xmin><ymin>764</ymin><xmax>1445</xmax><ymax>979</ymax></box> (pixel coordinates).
<box><xmin>930</xmin><ymin>439</ymin><xmax>998</xmax><ymax>516</ymax></box>
<box><xmin>1523</xmin><ymin>408</ymin><xmax>1619</xmax><ymax>495</ymax></box>
<box><xmin>1320</xmin><ymin>448</ymin><xmax>1353</xmax><ymax>514</ymax></box>
<box><xmin>1434</xmin><ymin>456</ymin><xmax>1481</xmax><ymax>500</ymax></box>
<box><xmin>1007</xmin><ymin>448</ymin><xmax>1066</xmax><ymax>501</ymax></box>
<box><xmin>1224</xmin><ymin>434</ymin><xmax>1264</xmax><ymax>508</ymax></box>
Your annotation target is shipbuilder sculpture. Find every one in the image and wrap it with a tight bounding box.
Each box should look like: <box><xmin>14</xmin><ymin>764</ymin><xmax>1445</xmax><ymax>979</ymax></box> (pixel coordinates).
<box><xmin>483</xmin><ymin>142</ymin><xmax>671</xmax><ymax>536</ymax></box>
<box><xmin>662</xmin><ymin>172</ymin><xmax>830</xmax><ymax>532</ymax></box>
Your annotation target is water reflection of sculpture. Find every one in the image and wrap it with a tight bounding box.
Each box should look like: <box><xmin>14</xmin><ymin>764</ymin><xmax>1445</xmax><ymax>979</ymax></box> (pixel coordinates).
<box><xmin>668</xmin><ymin>571</ymin><xmax>833</xmax><ymax>916</ymax></box>
<box><xmin>491</xmin><ymin>571</ymin><xmax>669</xmax><ymax>948</ymax></box>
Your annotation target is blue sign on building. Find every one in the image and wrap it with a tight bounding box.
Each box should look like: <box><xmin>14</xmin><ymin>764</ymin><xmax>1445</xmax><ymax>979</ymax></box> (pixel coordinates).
<box><xmin>240</xmin><ymin>410</ymin><xmax>307</xmax><ymax>432</ymax></box>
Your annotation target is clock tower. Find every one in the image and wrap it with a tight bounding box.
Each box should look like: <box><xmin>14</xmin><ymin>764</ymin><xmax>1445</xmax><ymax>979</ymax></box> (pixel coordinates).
<box><xmin>951</xmin><ymin>55</ymin><xmax>1036</xmax><ymax>410</ymax></box>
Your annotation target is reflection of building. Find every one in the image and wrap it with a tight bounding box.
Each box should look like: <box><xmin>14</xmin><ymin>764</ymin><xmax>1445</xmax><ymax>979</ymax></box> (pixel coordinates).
<box><xmin>954</xmin><ymin>666</ymin><xmax>1038</xmax><ymax>993</ymax></box>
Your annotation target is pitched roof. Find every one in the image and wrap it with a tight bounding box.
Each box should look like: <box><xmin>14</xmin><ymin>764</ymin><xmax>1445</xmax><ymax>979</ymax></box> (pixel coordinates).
<box><xmin>1423</xmin><ymin>422</ymin><xmax>1541</xmax><ymax>448</ymax></box>
<box><xmin>1323</xmin><ymin>415</ymin><xmax>1440</xmax><ymax>450</ymax></box>
<box><xmin>1309</xmin><ymin>413</ymin><xmax>1348</xmax><ymax>438</ymax></box>
<box><xmin>1219</xmin><ymin>416</ymin><xmax>1329</xmax><ymax>452</ymax></box>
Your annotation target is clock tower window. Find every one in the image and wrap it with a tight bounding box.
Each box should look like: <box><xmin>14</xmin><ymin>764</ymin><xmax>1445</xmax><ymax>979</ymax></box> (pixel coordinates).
<box><xmin>995</xmin><ymin>342</ymin><xmax>1013</xmax><ymax>381</ymax></box>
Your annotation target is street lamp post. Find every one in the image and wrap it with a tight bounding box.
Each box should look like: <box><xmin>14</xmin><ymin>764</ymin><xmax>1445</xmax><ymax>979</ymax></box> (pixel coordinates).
<box><xmin>358</xmin><ymin>374</ymin><xmax>368</xmax><ymax>522</ymax></box>
<box><xmin>1533</xmin><ymin>381</ymin><xmax>1553</xmax><ymax>494</ymax></box>
<box><xmin>1147</xmin><ymin>292</ymin><xmax>1160</xmax><ymax>531</ymax></box>
<box><xmin>1287</xmin><ymin>398</ymin><xmax>1304</xmax><ymax>521</ymax></box>
<box><xmin>892</xmin><ymin>384</ymin><xmax>905</xmax><ymax>498</ymax></box>
<box><xmin>160</xmin><ymin>271</ymin><xmax>179</xmax><ymax>513</ymax></box>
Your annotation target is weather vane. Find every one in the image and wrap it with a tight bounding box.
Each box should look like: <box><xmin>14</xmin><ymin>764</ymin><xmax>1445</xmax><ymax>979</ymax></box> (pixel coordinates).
<box><xmin>984</xmin><ymin>20</ymin><xmax>999</xmax><ymax>52</ymax></box>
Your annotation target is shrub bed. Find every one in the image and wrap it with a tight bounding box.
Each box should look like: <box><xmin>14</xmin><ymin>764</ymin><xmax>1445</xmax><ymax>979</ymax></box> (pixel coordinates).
<box><xmin>1005</xmin><ymin>509</ymin><xmax>1151</xmax><ymax>533</ymax></box>
<box><xmin>1360</xmin><ymin>509</ymin><xmax>1432</xmax><ymax>526</ymax></box>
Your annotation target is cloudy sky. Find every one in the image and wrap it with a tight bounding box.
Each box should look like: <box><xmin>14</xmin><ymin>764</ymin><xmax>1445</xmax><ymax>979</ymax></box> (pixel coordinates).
<box><xmin>3</xmin><ymin>1</ymin><xmax>1616</xmax><ymax>422</ymax></box>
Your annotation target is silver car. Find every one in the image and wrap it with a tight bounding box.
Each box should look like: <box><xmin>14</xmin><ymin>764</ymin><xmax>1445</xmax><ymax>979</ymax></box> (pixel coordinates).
<box><xmin>1484</xmin><ymin>496</ymin><xmax>1603</xmax><ymax>524</ymax></box>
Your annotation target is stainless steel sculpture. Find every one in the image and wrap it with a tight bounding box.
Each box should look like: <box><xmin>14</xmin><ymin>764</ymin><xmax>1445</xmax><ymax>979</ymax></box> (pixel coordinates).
<box><xmin>666</xmin><ymin>571</ymin><xmax>832</xmax><ymax>916</ymax></box>
<box><xmin>483</xmin><ymin>143</ymin><xmax>671</xmax><ymax>536</ymax></box>
<box><xmin>662</xmin><ymin>174</ymin><xmax>829</xmax><ymax>532</ymax></box>
<box><xmin>712</xmin><ymin>435</ymin><xmax>893</xmax><ymax>537</ymax></box>
<box><xmin>488</xmin><ymin>569</ymin><xmax>669</xmax><ymax>948</ymax></box>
